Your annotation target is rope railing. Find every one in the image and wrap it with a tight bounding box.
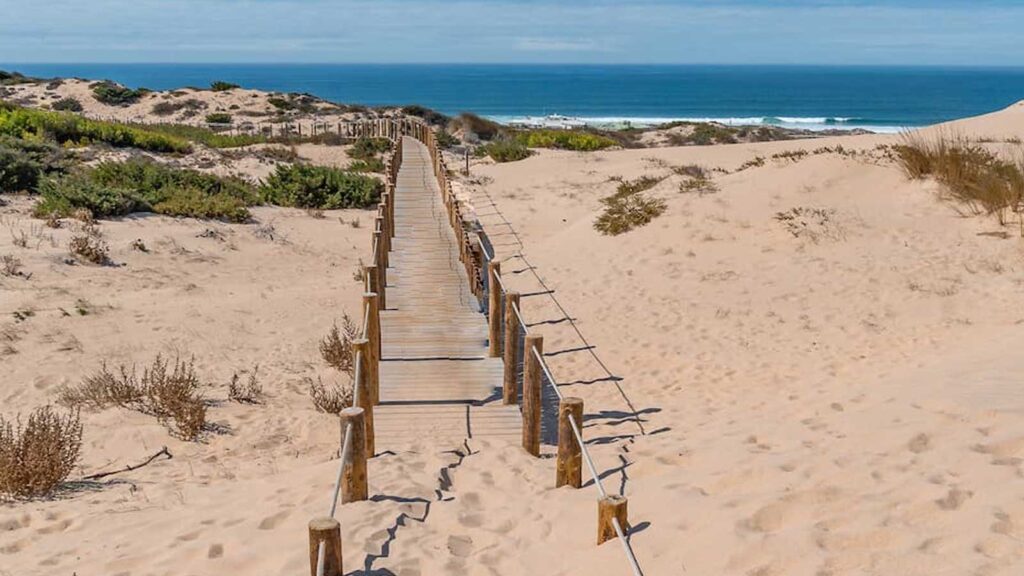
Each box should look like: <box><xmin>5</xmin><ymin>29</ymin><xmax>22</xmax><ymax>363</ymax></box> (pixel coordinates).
<box><xmin>484</xmin><ymin>246</ymin><xmax>644</xmax><ymax>575</ymax></box>
<box><xmin>309</xmin><ymin>118</ymin><xmax>403</xmax><ymax>576</ymax></box>
<box><xmin>310</xmin><ymin>118</ymin><xmax>641</xmax><ymax>576</ymax></box>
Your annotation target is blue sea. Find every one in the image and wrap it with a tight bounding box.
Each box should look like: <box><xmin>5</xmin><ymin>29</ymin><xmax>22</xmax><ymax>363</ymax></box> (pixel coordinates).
<box><xmin>5</xmin><ymin>64</ymin><xmax>1024</xmax><ymax>133</ymax></box>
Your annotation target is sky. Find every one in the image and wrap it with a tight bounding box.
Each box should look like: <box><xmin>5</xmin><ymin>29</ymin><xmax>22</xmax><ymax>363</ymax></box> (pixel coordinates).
<box><xmin>1</xmin><ymin>0</ymin><xmax>1023</xmax><ymax>66</ymax></box>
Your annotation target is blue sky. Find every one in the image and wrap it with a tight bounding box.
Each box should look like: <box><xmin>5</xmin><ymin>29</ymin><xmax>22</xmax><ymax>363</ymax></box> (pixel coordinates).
<box><xmin>1</xmin><ymin>0</ymin><xmax>1023</xmax><ymax>65</ymax></box>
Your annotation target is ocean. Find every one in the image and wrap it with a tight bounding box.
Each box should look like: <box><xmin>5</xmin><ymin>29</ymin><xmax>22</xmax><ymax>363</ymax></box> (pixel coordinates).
<box><xmin>5</xmin><ymin>64</ymin><xmax>1024</xmax><ymax>133</ymax></box>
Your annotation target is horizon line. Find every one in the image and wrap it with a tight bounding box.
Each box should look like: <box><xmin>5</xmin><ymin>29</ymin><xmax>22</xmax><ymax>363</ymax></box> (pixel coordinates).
<box><xmin>6</xmin><ymin>62</ymin><xmax>1024</xmax><ymax>70</ymax></box>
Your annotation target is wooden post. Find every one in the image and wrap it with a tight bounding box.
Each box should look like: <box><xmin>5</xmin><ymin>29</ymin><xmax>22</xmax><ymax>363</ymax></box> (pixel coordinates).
<box><xmin>363</xmin><ymin>292</ymin><xmax>381</xmax><ymax>402</ymax></box>
<box><xmin>351</xmin><ymin>342</ymin><xmax>375</xmax><ymax>458</ymax></box>
<box><xmin>365</xmin><ymin>264</ymin><xmax>378</xmax><ymax>294</ymax></box>
<box><xmin>502</xmin><ymin>292</ymin><xmax>520</xmax><ymax>405</ymax></box>
<box><xmin>464</xmin><ymin>148</ymin><xmax>469</xmax><ymax>175</ymax></box>
<box><xmin>487</xmin><ymin>261</ymin><xmax>502</xmax><ymax>357</ymax></box>
<box><xmin>522</xmin><ymin>334</ymin><xmax>543</xmax><ymax>457</ymax></box>
<box><xmin>308</xmin><ymin>517</ymin><xmax>342</xmax><ymax>576</ymax></box>
<box><xmin>339</xmin><ymin>406</ymin><xmax>368</xmax><ymax>503</ymax></box>
<box><xmin>556</xmin><ymin>397</ymin><xmax>584</xmax><ymax>488</ymax></box>
<box><xmin>598</xmin><ymin>495</ymin><xmax>629</xmax><ymax>545</ymax></box>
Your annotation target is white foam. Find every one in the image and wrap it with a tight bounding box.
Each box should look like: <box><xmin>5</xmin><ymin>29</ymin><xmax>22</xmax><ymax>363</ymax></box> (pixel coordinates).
<box><xmin>489</xmin><ymin>114</ymin><xmax>907</xmax><ymax>134</ymax></box>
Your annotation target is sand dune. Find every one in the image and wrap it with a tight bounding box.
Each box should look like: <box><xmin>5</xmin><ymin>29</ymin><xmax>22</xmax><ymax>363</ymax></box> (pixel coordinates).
<box><xmin>3</xmin><ymin>102</ymin><xmax>1024</xmax><ymax>574</ymax></box>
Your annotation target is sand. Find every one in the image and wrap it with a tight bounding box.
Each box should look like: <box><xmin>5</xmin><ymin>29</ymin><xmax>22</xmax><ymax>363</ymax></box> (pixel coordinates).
<box><xmin>3</xmin><ymin>101</ymin><xmax>1024</xmax><ymax>575</ymax></box>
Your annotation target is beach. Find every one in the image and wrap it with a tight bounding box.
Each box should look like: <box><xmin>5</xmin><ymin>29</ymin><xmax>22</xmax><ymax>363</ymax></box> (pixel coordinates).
<box><xmin>2</xmin><ymin>72</ymin><xmax>1024</xmax><ymax>575</ymax></box>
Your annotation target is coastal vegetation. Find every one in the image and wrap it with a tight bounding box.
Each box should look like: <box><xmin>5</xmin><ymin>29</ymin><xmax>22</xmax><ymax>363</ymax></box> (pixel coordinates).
<box><xmin>90</xmin><ymin>80</ymin><xmax>148</xmax><ymax>106</ymax></box>
<box><xmin>514</xmin><ymin>129</ymin><xmax>617</xmax><ymax>151</ymax></box>
<box><xmin>0</xmin><ymin>406</ymin><xmax>83</xmax><ymax>499</ymax></box>
<box><xmin>34</xmin><ymin>159</ymin><xmax>256</xmax><ymax>222</ymax></box>
<box><xmin>210</xmin><ymin>81</ymin><xmax>240</xmax><ymax>92</ymax></box>
<box><xmin>204</xmin><ymin>112</ymin><xmax>232</xmax><ymax>124</ymax></box>
<box><xmin>594</xmin><ymin>175</ymin><xmax>667</xmax><ymax>235</ymax></box>
<box><xmin>0</xmin><ymin>104</ymin><xmax>192</xmax><ymax>154</ymax></box>
<box><xmin>479</xmin><ymin>139</ymin><xmax>532</xmax><ymax>163</ymax></box>
<box><xmin>51</xmin><ymin>97</ymin><xmax>83</xmax><ymax>112</ymax></box>
<box><xmin>260</xmin><ymin>163</ymin><xmax>382</xmax><ymax>209</ymax></box>
<box><xmin>895</xmin><ymin>134</ymin><xmax>1024</xmax><ymax>225</ymax></box>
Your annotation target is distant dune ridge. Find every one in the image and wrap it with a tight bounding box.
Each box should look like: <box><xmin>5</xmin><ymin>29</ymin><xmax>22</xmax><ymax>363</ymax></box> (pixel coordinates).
<box><xmin>2</xmin><ymin>69</ymin><xmax>1024</xmax><ymax>574</ymax></box>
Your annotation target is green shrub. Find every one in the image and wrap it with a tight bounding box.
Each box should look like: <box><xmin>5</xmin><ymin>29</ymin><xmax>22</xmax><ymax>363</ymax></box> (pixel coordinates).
<box><xmin>91</xmin><ymin>81</ymin><xmax>146</xmax><ymax>106</ymax></box>
<box><xmin>151</xmin><ymin>98</ymin><xmax>205</xmax><ymax>117</ymax></box>
<box><xmin>205</xmin><ymin>112</ymin><xmax>232</xmax><ymax>124</ymax></box>
<box><xmin>261</xmin><ymin>164</ymin><xmax>381</xmax><ymax>209</ymax></box>
<box><xmin>688</xmin><ymin>123</ymin><xmax>738</xmax><ymax>145</ymax></box>
<box><xmin>402</xmin><ymin>105</ymin><xmax>449</xmax><ymax>126</ymax></box>
<box><xmin>0</xmin><ymin>106</ymin><xmax>192</xmax><ymax>154</ymax></box>
<box><xmin>435</xmin><ymin>129</ymin><xmax>459</xmax><ymax>149</ymax></box>
<box><xmin>210</xmin><ymin>81</ymin><xmax>241</xmax><ymax>92</ymax></box>
<box><xmin>347</xmin><ymin>137</ymin><xmax>391</xmax><ymax>161</ymax></box>
<box><xmin>35</xmin><ymin>158</ymin><xmax>256</xmax><ymax>221</ymax></box>
<box><xmin>128</xmin><ymin>122</ymin><xmax>263</xmax><ymax>148</ymax></box>
<box><xmin>480</xmin><ymin>140</ymin><xmax>532</xmax><ymax>163</ymax></box>
<box><xmin>51</xmin><ymin>97</ymin><xmax>83</xmax><ymax>112</ymax></box>
<box><xmin>348</xmin><ymin>158</ymin><xmax>385</xmax><ymax>173</ymax></box>
<box><xmin>516</xmin><ymin>130</ymin><xmax>616</xmax><ymax>151</ymax></box>
<box><xmin>0</xmin><ymin>136</ymin><xmax>66</xmax><ymax>193</ymax></box>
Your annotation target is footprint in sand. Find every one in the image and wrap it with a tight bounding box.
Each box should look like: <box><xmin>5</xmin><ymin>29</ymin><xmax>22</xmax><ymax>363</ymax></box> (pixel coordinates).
<box><xmin>446</xmin><ymin>534</ymin><xmax>474</xmax><ymax>557</ymax></box>
<box><xmin>257</xmin><ymin>509</ymin><xmax>290</xmax><ymax>530</ymax></box>
<box><xmin>908</xmin><ymin>433</ymin><xmax>931</xmax><ymax>454</ymax></box>
<box><xmin>936</xmin><ymin>487</ymin><xmax>972</xmax><ymax>511</ymax></box>
<box><xmin>207</xmin><ymin>543</ymin><xmax>224</xmax><ymax>559</ymax></box>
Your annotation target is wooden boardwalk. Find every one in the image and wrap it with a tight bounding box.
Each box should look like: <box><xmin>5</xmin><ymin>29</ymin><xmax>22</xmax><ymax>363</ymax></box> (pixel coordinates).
<box><xmin>374</xmin><ymin>137</ymin><xmax>521</xmax><ymax>451</ymax></box>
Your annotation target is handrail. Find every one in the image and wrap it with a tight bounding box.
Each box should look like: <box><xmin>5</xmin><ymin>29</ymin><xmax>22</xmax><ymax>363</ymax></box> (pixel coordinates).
<box><xmin>497</xmin><ymin>266</ymin><xmax>644</xmax><ymax>576</ymax></box>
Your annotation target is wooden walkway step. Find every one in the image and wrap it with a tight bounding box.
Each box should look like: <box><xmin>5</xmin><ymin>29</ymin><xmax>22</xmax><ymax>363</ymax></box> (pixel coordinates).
<box><xmin>375</xmin><ymin>137</ymin><xmax>520</xmax><ymax>450</ymax></box>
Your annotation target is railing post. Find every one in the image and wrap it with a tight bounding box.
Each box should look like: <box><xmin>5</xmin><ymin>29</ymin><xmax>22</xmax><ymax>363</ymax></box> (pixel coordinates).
<box><xmin>598</xmin><ymin>495</ymin><xmax>629</xmax><ymax>545</ymax></box>
<box><xmin>339</xmin><ymin>406</ymin><xmax>368</xmax><ymax>503</ymax></box>
<box><xmin>487</xmin><ymin>262</ymin><xmax>502</xmax><ymax>357</ymax></box>
<box><xmin>557</xmin><ymin>397</ymin><xmax>584</xmax><ymax>488</ymax></box>
<box><xmin>522</xmin><ymin>334</ymin><xmax>543</xmax><ymax>457</ymax></box>
<box><xmin>352</xmin><ymin>341</ymin><xmax>375</xmax><ymax>458</ymax></box>
<box><xmin>503</xmin><ymin>291</ymin><xmax>520</xmax><ymax>405</ymax></box>
<box><xmin>363</xmin><ymin>292</ymin><xmax>381</xmax><ymax>401</ymax></box>
<box><xmin>365</xmin><ymin>264</ymin><xmax>378</xmax><ymax>294</ymax></box>
<box><xmin>308</xmin><ymin>517</ymin><xmax>343</xmax><ymax>576</ymax></box>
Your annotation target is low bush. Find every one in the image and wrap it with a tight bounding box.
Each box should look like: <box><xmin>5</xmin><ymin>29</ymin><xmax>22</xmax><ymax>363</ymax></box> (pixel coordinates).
<box><xmin>129</xmin><ymin>122</ymin><xmax>264</xmax><ymax>148</ymax></box>
<box><xmin>515</xmin><ymin>130</ymin><xmax>616</xmax><ymax>151</ymax></box>
<box><xmin>210</xmin><ymin>81</ymin><xmax>241</xmax><ymax>92</ymax></box>
<box><xmin>347</xmin><ymin>137</ymin><xmax>391</xmax><ymax>161</ymax></box>
<box><xmin>435</xmin><ymin>129</ymin><xmax>459</xmax><ymax>149</ymax></box>
<box><xmin>480</xmin><ymin>140</ymin><xmax>532</xmax><ymax>163</ymax></box>
<box><xmin>320</xmin><ymin>315</ymin><xmax>358</xmax><ymax>377</ymax></box>
<box><xmin>594</xmin><ymin>176</ymin><xmax>667</xmax><ymax>236</ymax></box>
<box><xmin>151</xmin><ymin>98</ymin><xmax>206</xmax><ymax>117</ymax></box>
<box><xmin>91</xmin><ymin>81</ymin><xmax>147</xmax><ymax>106</ymax></box>
<box><xmin>402</xmin><ymin>105</ymin><xmax>449</xmax><ymax>126</ymax></box>
<box><xmin>35</xmin><ymin>158</ymin><xmax>256</xmax><ymax>221</ymax></box>
<box><xmin>895</xmin><ymin>134</ymin><xmax>1024</xmax><ymax>223</ymax></box>
<box><xmin>0</xmin><ymin>105</ymin><xmax>192</xmax><ymax>154</ymax></box>
<box><xmin>205</xmin><ymin>112</ymin><xmax>232</xmax><ymax>125</ymax></box>
<box><xmin>59</xmin><ymin>355</ymin><xmax>207</xmax><ymax>440</ymax></box>
<box><xmin>261</xmin><ymin>164</ymin><xmax>381</xmax><ymax>209</ymax></box>
<box><xmin>228</xmin><ymin>365</ymin><xmax>262</xmax><ymax>404</ymax></box>
<box><xmin>51</xmin><ymin>97</ymin><xmax>83</xmax><ymax>112</ymax></box>
<box><xmin>307</xmin><ymin>377</ymin><xmax>353</xmax><ymax>414</ymax></box>
<box><xmin>0</xmin><ymin>406</ymin><xmax>82</xmax><ymax>499</ymax></box>
<box><xmin>349</xmin><ymin>158</ymin><xmax>384</xmax><ymax>173</ymax></box>
<box><xmin>68</xmin><ymin>222</ymin><xmax>110</xmax><ymax>264</ymax></box>
<box><xmin>0</xmin><ymin>135</ymin><xmax>67</xmax><ymax>193</ymax></box>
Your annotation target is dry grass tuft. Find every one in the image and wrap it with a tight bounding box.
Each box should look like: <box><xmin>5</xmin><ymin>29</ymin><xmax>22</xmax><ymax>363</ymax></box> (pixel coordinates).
<box><xmin>594</xmin><ymin>176</ymin><xmax>668</xmax><ymax>236</ymax></box>
<box><xmin>2</xmin><ymin>254</ymin><xmax>23</xmax><ymax>277</ymax></box>
<box><xmin>307</xmin><ymin>376</ymin><xmax>353</xmax><ymax>414</ymax></box>
<box><xmin>0</xmin><ymin>406</ymin><xmax>82</xmax><ymax>499</ymax></box>
<box><xmin>59</xmin><ymin>355</ymin><xmax>207</xmax><ymax>441</ymax></box>
<box><xmin>68</xmin><ymin>222</ymin><xmax>110</xmax><ymax>265</ymax></box>
<box><xmin>320</xmin><ymin>314</ymin><xmax>358</xmax><ymax>377</ymax></box>
<box><xmin>228</xmin><ymin>365</ymin><xmax>263</xmax><ymax>404</ymax></box>
<box><xmin>895</xmin><ymin>133</ymin><xmax>1024</xmax><ymax>225</ymax></box>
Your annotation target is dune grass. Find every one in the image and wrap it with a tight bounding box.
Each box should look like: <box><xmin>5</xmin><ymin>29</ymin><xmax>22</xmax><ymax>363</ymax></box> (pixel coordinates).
<box><xmin>895</xmin><ymin>133</ymin><xmax>1024</xmax><ymax>224</ymax></box>
<box><xmin>0</xmin><ymin>104</ymin><xmax>192</xmax><ymax>154</ymax></box>
<box><xmin>515</xmin><ymin>129</ymin><xmax>617</xmax><ymax>151</ymax></box>
<box><xmin>594</xmin><ymin>175</ymin><xmax>667</xmax><ymax>235</ymax></box>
